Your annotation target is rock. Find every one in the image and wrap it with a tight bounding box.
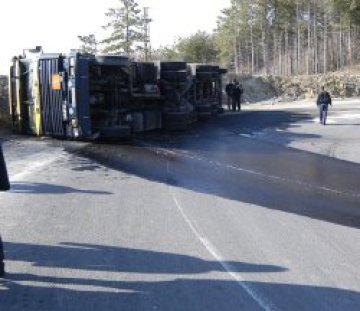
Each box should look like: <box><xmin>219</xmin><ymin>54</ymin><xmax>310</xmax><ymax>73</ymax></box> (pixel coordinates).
<box><xmin>263</xmin><ymin>73</ymin><xmax>360</xmax><ymax>101</ymax></box>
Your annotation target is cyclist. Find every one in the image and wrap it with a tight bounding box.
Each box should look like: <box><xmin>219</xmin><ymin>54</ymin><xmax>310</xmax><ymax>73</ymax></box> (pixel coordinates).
<box><xmin>316</xmin><ymin>86</ymin><xmax>332</xmax><ymax>125</ymax></box>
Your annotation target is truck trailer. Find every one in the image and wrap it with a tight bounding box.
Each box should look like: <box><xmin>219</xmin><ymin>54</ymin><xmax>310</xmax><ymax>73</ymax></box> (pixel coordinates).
<box><xmin>9</xmin><ymin>47</ymin><xmax>226</xmax><ymax>139</ymax></box>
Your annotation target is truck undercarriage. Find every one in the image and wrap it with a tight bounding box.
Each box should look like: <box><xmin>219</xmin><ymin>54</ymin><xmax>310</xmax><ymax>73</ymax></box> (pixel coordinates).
<box><xmin>9</xmin><ymin>48</ymin><xmax>226</xmax><ymax>140</ymax></box>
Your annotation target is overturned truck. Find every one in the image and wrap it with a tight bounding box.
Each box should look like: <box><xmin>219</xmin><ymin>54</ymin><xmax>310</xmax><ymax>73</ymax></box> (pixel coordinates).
<box><xmin>9</xmin><ymin>48</ymin><xmax>226</xmax><ymax>139</ymax></box>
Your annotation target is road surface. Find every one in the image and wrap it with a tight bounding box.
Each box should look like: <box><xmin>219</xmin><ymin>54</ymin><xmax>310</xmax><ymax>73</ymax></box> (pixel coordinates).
<box><xmin>0</xmin><ymin>99</ymin><xmax>360</xmax><ymax>310</ymax></box>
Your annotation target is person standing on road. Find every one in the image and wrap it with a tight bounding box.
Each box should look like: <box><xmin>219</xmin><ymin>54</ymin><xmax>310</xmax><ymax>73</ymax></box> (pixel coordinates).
<box><xmin>232</xmin><ymin>79</ymin><xmax>243</xmax><ymax>111</ymax></box>
<box><xmin>225</xmin><ymin>80</ymin><xmax>234</xmax><ymax>111</ymax></box>
<box><xmin>316</xmin><ymin>86</ymin><xmax>332</xmax><ymax>125</ymax></box>
<box><xmin>0</xmin><ymin>143</ymin><xmax>10</xmax><ymax>277</ymax></box>
<box><xmin>236</xmin><ymin>83</ymin><xmax>244</xmax><ymax>111</ymax></box>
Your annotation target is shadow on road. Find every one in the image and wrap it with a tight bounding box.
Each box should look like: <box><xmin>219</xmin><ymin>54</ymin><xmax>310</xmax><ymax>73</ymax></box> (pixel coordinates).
<box><xmin>1</xmin><ymin>273</ymin><xmax>359</xmax><ymax>310</ymax></box>
<box><xmin>1</xmin><ymin>241</ymin><xmax>359</xmax><ymax>310</ymax></box>
<box><xmin>9</xmin><ymin>182</ymin><xmax>112</xmax><ymax>195</ymax></box>
<box><xmin>3</xmin><ymin>241</ymin><xmax>285</xmax><ymax>274</ymax></box>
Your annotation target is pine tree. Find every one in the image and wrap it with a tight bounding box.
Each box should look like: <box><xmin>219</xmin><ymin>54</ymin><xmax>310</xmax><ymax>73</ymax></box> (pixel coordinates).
<box><xmin>102</xmin><ymin>0</ymin><xmax>142</xmax><ymax>55</ymax></box>
<box><xmin>78</xmin><ymin>34</ymin><xmax>99</xmax><ymax>54</ymax></box>
<box><xmin>177</xmin><ymin>31</ymin><xmax>218</xmax><ymax>63</ymax></box>
<box><xmin>215</xmin><ymin>0</ymin><xmax>360</xmax><ymax>75</ymax></box>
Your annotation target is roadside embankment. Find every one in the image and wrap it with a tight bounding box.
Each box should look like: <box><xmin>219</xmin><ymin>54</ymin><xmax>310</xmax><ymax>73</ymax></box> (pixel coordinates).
<box><xmin>233</xmin><ymin>73</ymin><xmax>360</xmax><ymax>103</ymax></box>
<box><xmin>265</xmin><ymin>73</ymin><xmax>360</xmax><ymax>101</ymax></box>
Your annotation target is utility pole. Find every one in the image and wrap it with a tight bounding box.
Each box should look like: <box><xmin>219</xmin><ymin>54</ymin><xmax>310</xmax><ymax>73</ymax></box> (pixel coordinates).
<box><xmin>143</xmin><ymin>7</ymin><xmax>151</xmax><ymax>61</ymax></box>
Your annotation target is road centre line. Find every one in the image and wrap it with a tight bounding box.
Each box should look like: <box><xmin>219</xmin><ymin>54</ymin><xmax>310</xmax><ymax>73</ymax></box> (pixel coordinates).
<box><xmin>170</xmin><ymin>190</ymin><xmax>276</xmax><ymax>311</ymax></box>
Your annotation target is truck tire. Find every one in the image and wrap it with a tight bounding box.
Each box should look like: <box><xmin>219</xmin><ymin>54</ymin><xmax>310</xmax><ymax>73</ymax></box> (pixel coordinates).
<box><xmin>160</xmin><ymin>71</ymin><xmax>188</xmax><ymax>83</ymax></box>
<box><xmin>196</xmin><ymin>72</ymin><xmax>218</xmax><ymax>80</ymax></box>
<box><xmin>196</xmin><ymin>65</ymin><xmax>219</xmax><ymax>73</ymax></box>
<box><xmin>136</xmin><ymin>63</ymin><xmax>157</xmax><ymax>84</ymax></box>
<box><xmin>160</xmin><ymin>62</ymin><xmax>187</xmax><ymax>71</ymax></box>
<box><xmin>94</xmin><ymin>55</ymin><xmax>129</xmax><ymax>66</ymax></box>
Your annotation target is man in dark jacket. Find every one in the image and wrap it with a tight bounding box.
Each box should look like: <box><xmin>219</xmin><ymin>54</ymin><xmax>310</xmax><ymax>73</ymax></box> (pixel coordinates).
<box><xmin>316</xmin><ymin>86</ymin><xmax>332</xmax><ymax>125</ymax></box>
<box><xmin>0</xmin><ymin>144</ymin><xmax>10</xmax><ymax>277</ymax></box>
<box><xmin>232</xmin><ymin>79</ymin><xmax>243</xmax><ymax>111</ymax></box>
<box><xmin>225</xmin><ymin>80</ymin><xmax>235</xmax><ymax>111</ymax></box>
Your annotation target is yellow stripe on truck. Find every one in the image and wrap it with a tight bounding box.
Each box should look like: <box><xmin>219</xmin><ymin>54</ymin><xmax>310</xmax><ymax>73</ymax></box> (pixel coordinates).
<box><xmin>32</xmin><ymin>59</ymin><xmax>42</xmax><ymax>136</ymax></box>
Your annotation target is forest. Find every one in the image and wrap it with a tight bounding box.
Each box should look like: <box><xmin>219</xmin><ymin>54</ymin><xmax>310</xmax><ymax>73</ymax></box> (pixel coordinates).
<box><xmin>78</xmin><ymin>0</ymin><xmax>360</xmax><ymax>77</ymax></box>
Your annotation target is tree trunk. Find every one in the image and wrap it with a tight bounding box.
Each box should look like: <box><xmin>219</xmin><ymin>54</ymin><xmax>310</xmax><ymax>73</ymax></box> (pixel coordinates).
<box><xmin>296</xmin><ymin>0</ymin><xmax>301</xmax><ymax>75</ymax></box>
<box><xmin>348</xmin><ymin>22</ymin><xmax>352</xmax><ymax>68</ymax></box>
<box><xmin>273</xmin><ymin>32</ymin><xmax>277</xmax><ymax>75</ymax></box>
<box><xmin>261</xmin><ymin>3</ymin><xmax>269</xmax><ymax>75</ymax></box>
<box><xmin>234</xmin><ymin>35</ymin><xmax>239</xmax><ymax>75</ymax></box>
<box><xmin>250</xmin><ymin>6</ymin><xmax>255</xmax><ymax>75</ymax></box>
<box><xmin>285</xmin><ymin>25</ymin><xmax>288</xmax><ymax>76</ymax></box>
<box><xmin>126</xmin><ymin>7</ymin><xmax>130</xmax><ymax>55</ymax></box>
<box><xmin>261</xmin><ymin>24</ymin><xmax>267</xmax><ymax>74</ymax></box>
<box><xmin>307</xmin><ymin>0</ymin><xmax>311</xmax><ymax>75</ymax></box>
<box><xmin>339</xmin><ymin>19</ymin><xmax>343</xmax><ymax>70</ymax></box>
<box><xmin>279</xmin><ymin>32</ymin><xmax>283</xmax><ymax>76</ymax></box>
<box><xmin>323</xmin><ymin>9</ymin><xmax>327</xmax><ymax>74</ymax></box>
<box><xmin>313</xmin><ymin>2</ymin><xmax>318</xmax><ymax>74</ymax></box>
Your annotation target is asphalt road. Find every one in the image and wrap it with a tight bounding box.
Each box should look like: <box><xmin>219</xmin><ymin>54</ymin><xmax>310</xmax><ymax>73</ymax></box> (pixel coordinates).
<box><xmin>0</xmin><ymin>99</ymin><xmax>360</xmax><ymax>310</ymax></box>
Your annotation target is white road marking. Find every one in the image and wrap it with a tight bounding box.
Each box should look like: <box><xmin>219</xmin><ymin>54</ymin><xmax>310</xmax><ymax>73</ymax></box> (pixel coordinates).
<box><xmin>10</xmin><ymin>155</ymin><xmax>62</xmax><ymax>182</ymax></box>
<box><xmin>0</xmin><ymin>155</ymin><xmax>62</xmax><ymax>200</ymax></box>
<box><xmin>170</xmin><ymin>190</ymin><xmax>276</xmax><ymax>311</ymax></box>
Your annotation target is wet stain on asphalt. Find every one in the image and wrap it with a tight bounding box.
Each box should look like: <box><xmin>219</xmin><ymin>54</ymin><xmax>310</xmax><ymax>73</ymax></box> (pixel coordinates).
<box><xmin>66</xmin><ymin>110</ymin><xmax>360</xmax><ymax>229</ymax></box>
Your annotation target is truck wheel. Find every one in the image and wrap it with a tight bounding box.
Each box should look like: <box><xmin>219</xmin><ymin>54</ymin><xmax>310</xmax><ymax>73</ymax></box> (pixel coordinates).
<box><xmin>160</xmin><ymin>71</ymin><xmax>188</xmax><ymax>83</ymax></box>
<box><xmin>196</xmin><ymin>65</ymin><xmax>219</xmax><ymax>73</ymax></box>
<box><xmin>196</xmin><ymin>72</ymin><xmax>218</xmax><ymax>80</ymax></box>
<box><xmin>136</xmin><ymin>63</ymin><xmax>157</xmax><ymax>84</ymax></box>
<box><xmin>160</xmin><ymin>62</ymin><xmax>187</xmax><ymax>71</ymax></box>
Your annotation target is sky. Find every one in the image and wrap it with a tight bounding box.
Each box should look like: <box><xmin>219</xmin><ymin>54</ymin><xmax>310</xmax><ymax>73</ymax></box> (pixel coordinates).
<box><xmin>0</xmin><ymin>0</ymin><xmax>230</xmax><ymax>74</ymax></box>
